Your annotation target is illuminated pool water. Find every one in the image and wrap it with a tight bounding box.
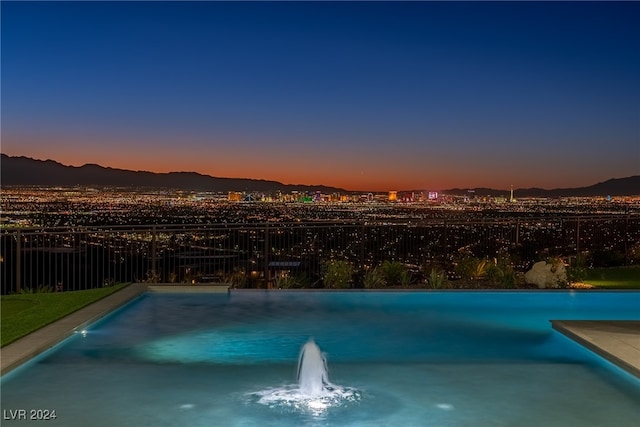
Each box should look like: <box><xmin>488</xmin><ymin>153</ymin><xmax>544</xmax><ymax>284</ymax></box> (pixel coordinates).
<box><xmin>2</xmin><ymin>291</ymin><xmax>640</xmax><ymax>426</ymax></box>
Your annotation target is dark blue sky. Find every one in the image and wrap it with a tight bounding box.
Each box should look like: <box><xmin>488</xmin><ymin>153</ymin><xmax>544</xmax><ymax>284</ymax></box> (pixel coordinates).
<box><xmin>2</xmin><ymin>1</ymin><xmax>639</xmax><ymax>191</ymax></box>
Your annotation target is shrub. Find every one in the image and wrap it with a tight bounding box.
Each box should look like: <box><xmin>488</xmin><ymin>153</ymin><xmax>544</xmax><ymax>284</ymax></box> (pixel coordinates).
<box><xmin>486</xmin><ymin>262</ymin><xmax>501</xmax><ymax>284</ymax></box>
<box><xmin>486</xmin><ymin>258</ymin><xmax>517</xmax><ymax>288</ymax></box>
<box><xmin>629</xmin><ymin>242</ymin><xmax>640</xmax><ymax>265</ymax></box>
<box><xmin>399</xmin><ymin>269</ymin><xmax>413</xmax><ymax>287</ymax></box>
<box><xmin>567</xmin><ymin>253</ymin><xmax>588</xmax><ymax>284</ymax></box>
<box><xmin>145</xmin><ymin>270</ymin><xmax>160</xmax><ymax>283</ymax></box>
<box><xmin>380</xmin><ymin>261</ymin><xmax>408</xmax><ymax>286</ymax></box>
<box><xmin>363</xmin><ymin>267</ymin><xmax>384</xmax><ymax>289</ymax></box>
<box><xmin>273</xmin><ymin>275</ymin><xmax>295</xmax><ymax>289</ymax></box>
<box><xmin>427</xmin><ymin>268</ymin><xmax>448</xmax><ymax>289</ymax></box>
<box><xmin>500</xmin><ymin>269</ymin><xmax>517</xmax><ymax>288</ymax></box>
<box><xmin>545</xmin><ymin>256</ymin><xmax>568</xmax><ymax>287</ymax></box>
<box><xmin>274</xmin><ymin>273</ymin><xmax>309</xmax><ymax>289</ymax></box>
<box><xmin>322</xmin><ymin>260</ymin><xmax>353</xmax><ymax>289</ymax></box>
<box><xmin>225</xmin><ymin>267</ymin><xmax>247</xmax><ymax>288</ymax></box>
<box><xmin>455</xmin><ymin>256</ymin><xmax>488</xmax><ymax>281</ymax></box>
<box><xmin>20</xmin><ymin>284</ymin><xmax>53</xmax><ymax>294</ymax></box>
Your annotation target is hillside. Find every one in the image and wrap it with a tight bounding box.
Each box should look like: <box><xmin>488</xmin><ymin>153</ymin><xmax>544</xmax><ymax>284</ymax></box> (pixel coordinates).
<box><xmin>1</xmin><ymin>154</ymin><xmax>638</xmax><ymax>196</ymax></box>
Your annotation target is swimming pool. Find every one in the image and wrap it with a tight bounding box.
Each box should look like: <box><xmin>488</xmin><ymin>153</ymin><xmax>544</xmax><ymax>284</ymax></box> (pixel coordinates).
<box><xmin>2</xmin><ymin>291</ymin><xmax>639</xmax><ymax>426</ymax></box>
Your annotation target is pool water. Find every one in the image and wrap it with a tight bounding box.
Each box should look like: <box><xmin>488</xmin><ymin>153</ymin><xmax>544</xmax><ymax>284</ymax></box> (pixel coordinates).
<box><xmin>2</xmin><ymin>291</ymin><xmax>639</xmax><ymax>426</ymax></box>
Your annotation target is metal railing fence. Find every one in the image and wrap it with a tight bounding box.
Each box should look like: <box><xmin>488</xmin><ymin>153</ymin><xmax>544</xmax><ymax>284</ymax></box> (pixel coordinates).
<box><xmin>1</xmin><ymin>215</ymin><xmax>638</xmax><ymax>293</ymax></box>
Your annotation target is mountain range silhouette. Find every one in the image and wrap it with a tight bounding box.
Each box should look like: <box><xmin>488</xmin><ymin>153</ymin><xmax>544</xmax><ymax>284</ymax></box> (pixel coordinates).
<box><xmin>1</xmin><ymin>154</ymin><xmax>638</xmax><ymax>196</ymax></box>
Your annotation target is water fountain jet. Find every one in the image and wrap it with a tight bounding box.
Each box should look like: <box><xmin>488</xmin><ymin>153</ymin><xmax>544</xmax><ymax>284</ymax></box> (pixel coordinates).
<box><xmin>247</xmin><ymin>338</ymin><xmax>361</xmax><ymax>414</ymax></box>
<box><xmin>297</xmin><ymin>338</ymin><xmax>330</xmax><ymax>397</ymax></box>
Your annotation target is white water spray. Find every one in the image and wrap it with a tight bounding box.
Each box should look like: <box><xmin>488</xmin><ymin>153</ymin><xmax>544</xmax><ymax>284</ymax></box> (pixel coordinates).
<box><xmin>297</xmin><ymin>338</ymin><xmax>330</xmax><ymax>396</ymax></box>
<box><xmin>247</xmin><ymin>338</ymin><xmax>361</xmax><ymax>415</ymax></box>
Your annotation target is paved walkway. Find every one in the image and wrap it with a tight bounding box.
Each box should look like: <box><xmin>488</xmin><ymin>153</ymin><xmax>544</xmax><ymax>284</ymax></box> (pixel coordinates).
<box><xmin>552</xmin><ymin>320</ymin><xmax>640</xmax><ymax>378</ymax></box>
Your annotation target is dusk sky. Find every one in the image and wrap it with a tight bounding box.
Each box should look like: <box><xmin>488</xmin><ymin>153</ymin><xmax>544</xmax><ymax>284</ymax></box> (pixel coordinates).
<box><xmin>2</xmin><ymin>1</ymin><xmax>639</xmax><ymax>192</ymax></box>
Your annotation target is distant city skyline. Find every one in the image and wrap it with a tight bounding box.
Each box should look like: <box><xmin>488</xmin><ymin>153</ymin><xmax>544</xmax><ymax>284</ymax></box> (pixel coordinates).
<box><xmin>2</xmin><ymin>1</ymin><xmax>639</xmax><ymax>192</ymax></box>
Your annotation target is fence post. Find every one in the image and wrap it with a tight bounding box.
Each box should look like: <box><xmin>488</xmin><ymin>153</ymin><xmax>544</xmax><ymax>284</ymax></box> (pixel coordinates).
<box><xmin>443</xmin><ymin>220</ymin><xmax>448</xmax><ymax>259</ymax></box>
<box><xmin>625</xmin><ymin>214</ymin><xmax>629</xmax><ymax>266</ymax></box>
<box><xmin>576</xmin><ymin>218</ymin><xmax>580</xmax><ymax>255</ymax></box>
<box><xmin>360</xmin><ymin>223</ymin><xmax>366</xmax><ymax>270</ymax></box>
<box><xmin>15</xmin><ymin>229</ymin><xmax>22</xmax><ymax>293</ymax></box>
<box><xmin>263</xmin><ymin>224</ymin><xmax>270</xmax><ymax>287</ymax></box>
<box><xmin>560</xmin><ymin>218</ymin><xmax>564</xmax><ymax>254</ymax></box>
<box><xmin>151</xmin><ymin>226</ymin><xmax>158</xmax><ymax>280</ymax></box>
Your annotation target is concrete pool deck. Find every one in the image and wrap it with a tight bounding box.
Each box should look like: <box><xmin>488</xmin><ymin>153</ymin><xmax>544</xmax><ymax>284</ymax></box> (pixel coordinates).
<box><xmin>1</xmin><ymin>287</ymin><xmax>638</xmax><ymax>378</ymax></box>
<box><xmin>552</xmin><ymin>320</ymin><xmax>640</xmax><ymax>378</ymax></box>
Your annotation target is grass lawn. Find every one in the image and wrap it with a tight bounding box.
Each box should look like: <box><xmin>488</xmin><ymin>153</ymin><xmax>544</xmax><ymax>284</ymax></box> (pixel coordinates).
<box><xmin>1</xmin><ymin>284</ymin><xmax>129</xmax><ymax>347</ymax></box>
<box><xmin>583</xmin><ymin>267</ymin><xmax>640</xmax><ymax>289</ymax></box>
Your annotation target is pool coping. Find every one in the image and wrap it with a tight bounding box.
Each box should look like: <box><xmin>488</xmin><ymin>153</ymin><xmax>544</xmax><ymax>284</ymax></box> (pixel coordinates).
<box><xmin>147</xmin><ymin>284</ymin><xmax>230</xmax><ymax>293</ymax></box>
<box><xmin>551</xmin><ymin>320</ymin><xmax>640</xmax><ymax>378</ymax></box>
<box><xmin>1</xmin><ymin>288</ymin><xmax>638</xmax><ymax>378</ymax></box>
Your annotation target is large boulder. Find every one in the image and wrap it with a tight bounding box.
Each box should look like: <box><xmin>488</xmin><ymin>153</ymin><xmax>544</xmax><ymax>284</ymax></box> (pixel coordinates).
<box><xmin>524</xmin><ymin>260</ymin><xmax>567</xmax><ymax>288</ymax></box>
